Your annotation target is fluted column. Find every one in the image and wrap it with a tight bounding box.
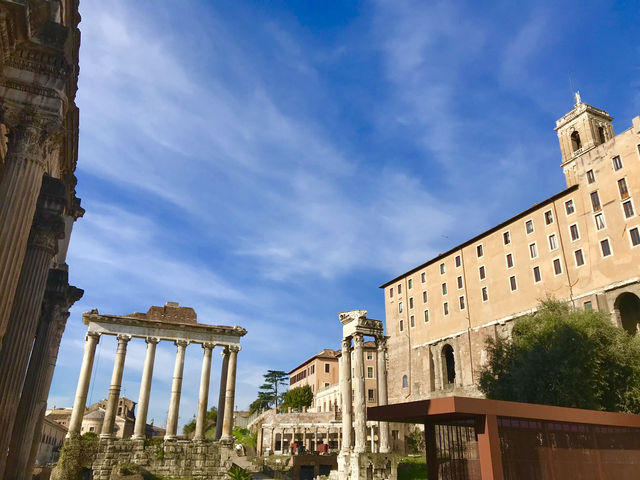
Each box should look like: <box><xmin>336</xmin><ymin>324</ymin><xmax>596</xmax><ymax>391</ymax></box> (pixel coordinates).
<box><xmin>165</xmin><ymin>340</ymin><xmax>189</xmax><ymax>440</ymax></box>
<box><xmin>101</xmin><ymin>334</ymin><xmax>131</xmax><ymax>438</ymax></box>
<box><xmin>67</xmin><ymin>331</ymin><xmax>101</xmax><ymax>437</ymax></box>
<box><xmin>352</xmin><ymin>333</ymin><xmax>366</xmax><ymax>453</ymax></box>
<box><xmin>376</xmin><ymin>336</ymin><xmax>390</xmax><ymax>453</ymax></box>
<box><xmin>194</xmin><ymin>342</ymin><xmax>214</xmax><ymax>441</ymax></box>
<box><xmin>0</xmin><ymin>121</ymin><xmax>56</xmax><ymax>345</ymax></box>
<box><xmin>132</xmin><ymin>337</ymin><xmax>159</xmax><ymax>440</ymax></box>
<box><xmin>215</xmin><ymin>347</ymin><xmax>230</xmax><ymax>440</ymax></box>
<box><xmin>220</xmin><ymin>345</ymin><xmax>240</xmax><ymax>443</ymax></box>
<box><xmin>5</xmin><ymin>269</ymin><xmax>82</xmax><ymax>480</ymax></box>
<box><xmin>340</xmin><ymin>337</ymin><xmax>352</xmax><ymax>453</ymax></box>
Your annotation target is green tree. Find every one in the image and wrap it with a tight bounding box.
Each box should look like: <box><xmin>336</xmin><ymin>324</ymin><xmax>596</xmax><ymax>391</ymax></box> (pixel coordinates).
<box><xmin>182</xmin><ymin>406</ymin><xmax>217</xmax><ymax>435</ymax></box>
<box><xmin>249</xmin><ymin>370</ymin><xmax>288</xmax><ymax>414</ymax></box>
<box><xmin>479</xmin><ymin>300</ymin><xmax>640</xmax><ymax>413</ymax></box>
<box><xmin>282</xmin><ymin>385</ymin><xmax>313</xmax><ymax>411</ymax></box>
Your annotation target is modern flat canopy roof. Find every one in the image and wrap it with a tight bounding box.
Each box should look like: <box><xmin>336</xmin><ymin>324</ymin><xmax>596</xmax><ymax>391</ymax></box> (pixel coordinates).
<box><xmin>367</xmin><ymin>396</ymin><xmax>640</xmax><ymax>428</ymax></box>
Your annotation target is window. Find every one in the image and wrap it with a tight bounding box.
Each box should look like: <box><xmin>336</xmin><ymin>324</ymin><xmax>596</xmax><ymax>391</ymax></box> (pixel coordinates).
<box><xmin>506</xmin><ymin>253</ymin><xmax>514</xmax><ymax>268</ymax></box>
<box><xmin>410</xmin><ymin>315</ymin><xmax>415</xmax><ymax>328</ymax></box>
<box><xmin>479</xmin><ymin>265</ymin><xmax>486</xmax><ymax>280</ymax></box>
<box><xmin>525</xmin><ymin>219</ymin><xmax>534</xmax><ymax>234</ymax></box>
<box><xmin>440</xmin><ymin>263</ymin><xmax>445</xmax><ymax>274</ymax></box>
<box><xmin>442</xmin><ymin>283</ymin><xmax>447</xmax><ymax>295</ymax></box>
<box><xmin>397</xmin><ymin>283</ymin><xmax>402</xmax><ymax>294</ymax></box>
<box><xmin>598</xmin><ymin>126</ymin><xmax>606</xmax><ymax>144</ymax></box>
<box><xmin>623</xmin><ymin>200</ymin><xmax>635</xmax><ymax>218</ymax></box>
<box><xmin>571</xmin><ymin>131</ymin><xmax>581</xmax><ymax>151</ymax></box>
<box><xmin>570</xmin><ymin>224</ymin><xmax>579</xmax><ymax>241</ymax></box>
<box><xmin>533</xmin><ymin>266</ymin><xmax>541</xmax><ymax>283</ymax></box>
<box><xmin>613</xmin><ymin>155</ymin><xmax>623</xmax><ymax>171</ymax></box>
<box><xmin>565</xmin><ymin>199</ymin><xmax>575</xmax><ymax>215</ymax></box>
<box><xmin>586</xmin><ymin>169</ymin><xmax>595</xmax><ymax>183</ymax></box>
<box><xmin>409</xmin><ymin>297</ymin><xmax>414</xmax><ymax>309</ymax></box>
<box><xmin>424</xmin><ymin>309</ymin><xmax>429</xmax><ymax>322</ymax></box>
<box><xmin>457</xmin><ymin>276</ymin><xmax>463</xmax><ymax>289</ymax></box>
<box><xmin>630</xmin><ymin>227</ymin><xmax>640</xmax><ymax>246</ymax></box>
<box><xmin>399</xmin><ymin>319</ymin><xmax>404</xmax><ymax>332</ymax></box>
<box><xmin>590</xmin><ymin>191</ymin><xmax>601</xmax><ymax>211</ymax></box>
<box><xmin>408</xmin><ymin>278</ymin><xmax>413</xmax><ymax>289</ymax></box>
<box><xmin>398</xmin><ymin>302</ymin><xmax>403</xmax><ymax>313</ymax></box>
<box><xmin>368</xmin><ymin>389</ymin><xmax>375</xmax><ymax>402</ymax></box>
<box><xmin>600</xmin><ymin>238</ymin><xmax>612</xmax><ymax>257</ymax></box>
<box><xmin>325</xmin><ymin>363</ymin><xmax>330</xmax><ymax>373</ymax></box>
<box><xmin>402</xmin><ymin>375</ymin><xmax>408</xmax><ymax>388</ymax></box>
<box><xmin>575</xmin><ymin>249</ymin><xmax>585</xmax><ymax>266</ymax></box>
<box><xmin>389</xmin><ymin>287</ymin><xmax>394</xmax><ymax>298</ymax></box>
<box><xmin>595</xmin><ymin>213</ymin><xmax>606</xmax><ymax>230</ymax></box>
<box><xmin>455</xmin><ymin>255</ymin><xmax>462</xmax><ymax>267</ymax></box>
<box><xmin>459</xmin><ymin>296</ymin><xmax>465</xmax><ymax>310</ymax></box>
<box><xmin>476</xmin><ymin>244</ymin><xmax>484</xmax><ymax>257</ymax></box>
<box><xmin>529</xmin><ymin>242</ymin><xmax>538</xmax><ymax>259</ymax></box>
<box><xmin>481</xmin><ymin>286</ymin><xmax>488</xmax><ymax>302</ymax></box>
<box><xmin>325</xmin><ymin>382</ymin><xmax>330</xmax><ymax>388</ymax></box>
<box><xmin>509</xmin><ymin>276</ymin><xmax>517</xmax><ymax>291</ymax></box>
<box><xmin>366</xmin><ymin>352</ymin><xmax>373</xmax><ymax>360</ymax></box>
<box><xmin>443</xmin><ymin>302</ymin><xmax>449</xmax><ymax>315</ymax></box>
<box><xmin>544</xmin><ymin>210</ymin><xmax>554</xmax><ymax>224</ymax></box>
<box><xmin>422</xmin><ymin>291</ymin><xmax>428</xmax><ymax>303</ymax></box>
<box><xmin>618</xmin><ymin>178</ymin><xmax>629</xmax><ymax>199</ymax></box>
<box><xmin>553</xmin><ymin>258</ymin><xmax>562</xmax><ymax>275</ymax></box>
<box><xmin>584</xmin><ymin>301</ymin><xmax>593</xmax><ymax>311</ymax></box>
<box><xmin>367</xmin><ymin>366</ymin><xmax>374</xmax><ymax>378</ymax></box>
<box><xmin>421</xmin><ymin>272</ymin><xmax>426</xmax><ymax>283</ymax></box>
<box><xmin>503</xmin><ymin>231</ymin><xmax>511</xmax><ymax>245</ymax></box>
<box><xmin>548</xmin><ymin>234</ymin><xmax>558</xmax><ymax>251</ymax></box>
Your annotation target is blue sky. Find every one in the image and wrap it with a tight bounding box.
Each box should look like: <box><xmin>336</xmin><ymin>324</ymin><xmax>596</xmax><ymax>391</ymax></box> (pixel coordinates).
<box><xmin>48</xmin><ymin>0</ymin><xmax>640</xmax><ymax>430</ymax></box>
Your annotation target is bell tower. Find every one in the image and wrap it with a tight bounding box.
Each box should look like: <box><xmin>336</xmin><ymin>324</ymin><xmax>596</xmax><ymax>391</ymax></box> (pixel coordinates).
<box><xmin>555</xmin><ymin>93</ymin><xmax>614</xmax><ymax>186</ymax></box>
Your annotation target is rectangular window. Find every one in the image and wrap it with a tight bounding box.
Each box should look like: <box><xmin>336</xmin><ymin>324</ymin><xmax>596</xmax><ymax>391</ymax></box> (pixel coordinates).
<box><xmin>389</xmin><ymin>287</ymin><xmax>394</xmax><ymax>298</ymax></box>
<box><xmin>584</xmin><ymin>301</ymin><xmax>593</xmax><ymax>311</ymax></box>
<box><xmin>440</xmin><ymin>263</ymin><xmax>445</xmax><ymax>274</ymax></box>
<box><xmin>525</xmin><ymin>219</ymin><xmax>534</xmax><ymax>234</ymax></box>
<box><xmin>422</xmin><ymin>291</ymin><xmax>428</xmax><ymax>303</ymax></box>
<box><xmin>506</xmin><ymin>253</ymin><xmax>514</xmax><ymax>268</ymax></box>
<box><xmin>623</xmin><ymin>200</ymin><xmax>635</xmax><ymax>218</ymax></box>
<box><xmin>613</xmin><ymin>155</ymin><xmax>623</xmax><ymax>171</ymax></box>
<box><xmin>553</xmin><ymin>258</ymin><xmax>562</xmax><ymax>275</ymax></box>
<box><xmin>548</xmin><ymin>234</ymin><xmax>558</xmax><ymax>251</ymax></box>
<box><xmin>476</xmin><ymin>244</ymin><xmax>484</xmax><ymax>257</ymax></box>
<box><xmin>503</xmin><ymin>231</ymin><xmax>511</xmax><ymax>245</ymax></box>
<box><xmin>398</xmin><ymin>302</ymin><xmax>403</xmax><ymax>313</ymax></box>
<box><xmin>533</xmin><ymin>266</ymin><xmax>541</xmax><ymax>283</ymax></box>
<box><xmin>399</xmin><ymin>319</ymin><xmax>404</xmax><ymax>332</ymax></box>
<box><xmin>398</xmin><ymin>283</ymin><xmax>402</xmax><ymax>294</ymax></box>
<box><xmin>481</xmin><ymin>286</ymin><xmax>488</xmax><ymax>302</ymax></box>
<box><xmin>325</xmin><ymin>363</ymin><xmax>330</xmax><ymax>373</ymax></box>
<box><xmin>590</xmin><ymin>191</ymin><xmax>601</xmax><ymax>211</ymax></box>
<box><xmin>544</xmin><ymin>210</ymin><xmax>554</xmax><ymax>224</ymax></box>
<box><xmin>586</xmin><ymin>169</ymin><xmax>595</xmax><ymax>183</ymax></box>
<box><xmin>408</xmin><ymin>278</ymin><xmax>413</xmax><ymax>289</ymax></box>
<box><xmin>575</xmin><ymin>249</ymin><xmax>585</xmax><ymax>266</ymax></box>
<box><xmin>368</xmin><ymin>389</ymin><xmax>375</xmax><ymax>402</ymax></box>
<box><xmin>442</xmin><ymin>283</ymin><xmax>447</xmax><ymax>295</ymax></box>
<box><xmin>366</xmin><ymin>352</ymin><xmax>373</xmax><ymax>360</ymax></box>
<box><xmin>455</xmin><ymin>255</ymin><xmax>462</xmax><ymax>267</ymax></box>
<box><xmin>443</xmin><ymin>302</ymin><xmax>449</xmax><ymax>315</ymax></box>
<box><xmin>509</xmin><ymin>276</ymin><xmax>517</xmax><ymax>291</ymax></box>
<box><xmin>424</xmin><ymin>309</ymin><xmax>429</xmax><ymax>322</ymax></box>
<box><xmin>529</xmin><ymin>242</ymin><xmax>538</xmax><ymax>259</ymax></box>
<box><xmin>409</xmin><ymin>297</ymin><xmax>414</xmax><ymax>309</ymax></box>
<box><xmin>457</xmin><ymin>276</ymin><xmax>463</xmax><ymax>289</ymax></box>
<box><xmin>565</xmin><ymin>199</ymin><xmax>575</xmax><ymax>215</ymax></box>
<box><xmin>421</xmin><ymin>272</ymin><xmax>426</xmax><ymax>283</ymax></box>
<box><xmin>595</xmin><ymin>213</ymin><xmax>606</xmax><ymax>230</ymax></box>
<box><xmin>618</xmin><ymin>178</ymin><xmax>629</xmax><ymax>199</ymax></box>
<box><xmin>410</xmin><ymin>315</ymin><xmax>415</xmax><ymax>327</ymax></box>
<box><xmin>630</xmin><ymin>227</ymin><xmax>640</xmax><ymax>246</ymax></box>
<box><xmin>459</xmin><ymin>296</ymin><xmax>465</xmax><ymax>310</ymax></box>
<box><xmin>479</xmin><ymin>265</ymin><xmax>486</xmax><ymax>280</ymax></box>
<box><xmin>601</xmin><ymin>238</ymin><xmax>612</xmax><ymax>257</ymax></box>
<box><xmin>570</xmin><ymin>224</ymin><xmax>579</xmax><ymax>241</ymax></box>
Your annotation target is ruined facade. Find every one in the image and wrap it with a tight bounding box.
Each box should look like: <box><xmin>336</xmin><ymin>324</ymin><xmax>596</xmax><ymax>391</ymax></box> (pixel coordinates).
<box><xmin>382</xmin><ymin>97</ymin><xmax>640</xmax><ymax>405</ymax></box>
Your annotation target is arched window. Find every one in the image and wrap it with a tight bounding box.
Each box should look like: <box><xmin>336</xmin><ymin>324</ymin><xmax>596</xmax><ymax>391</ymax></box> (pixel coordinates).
<box><xmin>441</xmin><ymin>344</ymin><xmax>456</xmax><ymax>386</ymax></box>
<box><xmin>571</xmin><ymin>131</ymin><xmax>582</xmax><ymax>152</ymax></box>
<box><xmin>598</xmin><ymin>126</ymin><xmax>606</xmax><ymax>144</ymax></box>
<box><xmin>402</xmin><ymin>375</ymin><xmax>408</xmax><ymax>388</ymax></box>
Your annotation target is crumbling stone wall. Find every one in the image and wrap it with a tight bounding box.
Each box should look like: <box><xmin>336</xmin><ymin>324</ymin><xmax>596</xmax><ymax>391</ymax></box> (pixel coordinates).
<box><xmin>92</xmin><ymin>439</ymin><xmax>233</xmax><ymax>480</ymax></box>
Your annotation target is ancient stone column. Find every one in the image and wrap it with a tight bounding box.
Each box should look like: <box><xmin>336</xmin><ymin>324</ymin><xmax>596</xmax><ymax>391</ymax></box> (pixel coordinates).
<box><xmin>340</xmin><ymin>337</ymin><xmax>352</xmax><ymax>453</ymax></box>
<box><xmin>67</xmin><ymin>331</ymin><xmax>101</xmax><ymax>437</ymax></box>
<box><xmin>376</xmin><ymin>336</ymin><xmax>390</xmax><ymax>453</ymax></box>
<box><xmin>194</xmin><ymin>342</ymin><xmax>214</xmax><ymax>441</ymax></box>
<box><xmin>220</xmin><ymin>345</ymin><xmax>240</xmax><ymax>443</ymax></box>
<box><xmin>165</xmin><ymin>340</ymin><xmax>189</xmax><ymax>440</ymax></box>
<box><xmin>101</xmin><ymin>334</ymin><xmax>131</xmax><ymax>438</ymax></box>
<box><xmin>352</xmin><ymin>333</ymin><xmax>366</xmax><ymax>453</ymax></box>
<box><xmin>0</xmin><ymin>121</ymin><xmax>57</xmax><ymax>345</ymax></box>
<box><xmin>215</xmin><ymin>347</ymin><xmax>230</xmax><ymax>440</ymax></box>
<box><xmin>132</xmin><ymin>337</ymin><xmax>159</xmax><ymax>440</ymax></box>
<box><xmin>5</xmin><ymin>269</ymin><xmax>82</xmax><ymax>480</ymax></box>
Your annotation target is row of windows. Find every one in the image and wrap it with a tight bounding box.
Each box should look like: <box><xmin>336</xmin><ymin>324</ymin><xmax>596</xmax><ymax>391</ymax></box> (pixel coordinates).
<box><xmin>586</xmin><ymin>155</ymin><xmax>625</xmax><ymax>185</ymax></box>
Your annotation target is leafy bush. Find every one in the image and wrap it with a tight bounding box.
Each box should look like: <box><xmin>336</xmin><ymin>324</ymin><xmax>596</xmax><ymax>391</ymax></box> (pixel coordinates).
<box><xmin>227</xmin><ymin>464</ymin><xmax>252</xmax><ymax>480</ymax></box>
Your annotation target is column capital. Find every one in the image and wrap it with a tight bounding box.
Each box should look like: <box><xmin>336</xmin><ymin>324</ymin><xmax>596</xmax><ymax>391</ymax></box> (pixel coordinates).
<box><xmin>202</xmin><ymin>342</ymin><xmax>215</xmax><ymax>350</ymax></box>
<box><xmin>175</xmin><ymin>339</ymin><xmax>189</xmax><ymax>348</ymax></box>
<box><xmin>228</xmin><ymin>344</ymin><xmax>241</xmax><ymax>353</ymax></box>
<box><xmin>376</xmin><ymin>336</ymin><xmax>388</xmax><ymax>351</ymax></box>
<box><xmin>86</xmin><ymin>331</ymin><xmax>100</xmax><ymax>341</ymax></box>
<box><xmin>341</xmin><ymin>337</ymin><xmax>351</xmax><ymax>350</ymax></box>
<box><xmin>353</xmin><ymin>333</ymin><xmax>364</xmax><ymax>347</ymax></box>
<box><xmin>116</xmin><ymin>334</ymin><xmax>132</xmax><ymax>344</ymax></box>
<box><xmin>146</xmin><ymin>337</ymin><xmax>160</xmax><ymax>345</ymax></box>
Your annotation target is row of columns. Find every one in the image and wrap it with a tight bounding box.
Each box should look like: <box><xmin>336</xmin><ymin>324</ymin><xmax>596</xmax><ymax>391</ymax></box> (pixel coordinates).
<box><xmin>340</xmin><ymin>333</ymin><xmax>390</xmax><ymax>454</ymax></box>
<box><xmin>267</xmin><ymin>425</ymin><xmax>341</xmax><ymax>453</ymax></box>
<box><xmin>67</xmin><ymin>332</ymin><xmax>240</xmax><ymax>442</ymax></box>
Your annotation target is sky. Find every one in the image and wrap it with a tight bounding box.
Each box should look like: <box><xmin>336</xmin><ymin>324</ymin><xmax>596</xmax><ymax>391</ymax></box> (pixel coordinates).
<box><xmin>48</xmin><ymin>0</ymin><xmax>640</xmax><ymax>431</ymax></box>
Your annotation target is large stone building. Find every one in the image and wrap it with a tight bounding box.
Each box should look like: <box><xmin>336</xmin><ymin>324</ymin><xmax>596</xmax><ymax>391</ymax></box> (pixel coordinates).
<box><xmin>382</xmin><ymin>97</ymin><xmax>640</xmax><ymax>404</ymax></box>
<box><xmin>0</xmin><ymin>1</ymin><xmax>82</xmax><ymax>479</ymax></box>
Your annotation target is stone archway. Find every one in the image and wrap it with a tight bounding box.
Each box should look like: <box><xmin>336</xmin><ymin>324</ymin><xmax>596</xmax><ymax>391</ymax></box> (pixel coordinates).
<box><xmin>615</xmin><ymin>292</ymin><xmax>640</xmax><ymax>335</ymax></box>
<box><xmin>441</xmin><ymin>344</ymin><xmax>456</xmax><ymax>387</ymax></box>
